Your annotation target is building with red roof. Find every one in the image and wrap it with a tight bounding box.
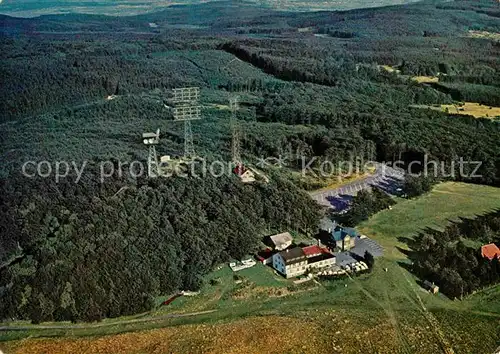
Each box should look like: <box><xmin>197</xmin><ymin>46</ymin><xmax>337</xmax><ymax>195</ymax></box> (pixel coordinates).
<box><xmin>481</xmin><ymin>243</ymin><xmax>500</xmax><ymax>261</ymax></box>
<box><xmin>272</xmin><ymin>245</ymin><xmax>335</xmax><ymax>278</ymax></box>
<box><xmin>302</xmin><ymin>245</ymin><xmax>330</xmax><ymax>258</ymax></box>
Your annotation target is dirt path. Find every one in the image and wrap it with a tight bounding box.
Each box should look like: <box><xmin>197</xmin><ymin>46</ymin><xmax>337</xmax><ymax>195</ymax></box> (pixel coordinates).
<box><xmin>399</xmin><ymin>268</ymin><xmax>456</xmax><ymax>354</ymax></box>
<box><xmin>0</xmin><ymin>310</ymin><xmax>216</xmax><ymax>332</ymax></box>
<box><xmin>347</xmin><ymin>273</ymin><xmax>414</xmax><ymax>354</ymax></box>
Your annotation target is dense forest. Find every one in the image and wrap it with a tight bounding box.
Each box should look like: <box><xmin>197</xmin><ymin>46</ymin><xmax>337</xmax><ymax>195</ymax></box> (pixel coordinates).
<box><xmin>1</xmin><ymin>0</ymin><xmax>500</xmax><ymax>322</ymax></box>
<box><xmin>407</xmin><ymin>210</ymin><xmax>500</xmax><ymax>299</ymax></box>
<box><xmin>0</xmin><ymin>165</ymin><xmax>321</xmax><ymax>322</ymax></box>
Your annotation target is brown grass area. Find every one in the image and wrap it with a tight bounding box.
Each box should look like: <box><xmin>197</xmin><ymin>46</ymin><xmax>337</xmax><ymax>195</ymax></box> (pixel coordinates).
<box><xmin>467</xmin><ymin>30</ymin><xmax>500</xmax><ymax>42</ymax></box>
<box><xmin>412</xmin><ymin>76</ymin><xmax>439</xmax><ymax>83</ymax></box>
<box><xmin>411</xmin><ymin>102</ymin><xmax>500</xmax><ymax>118</ymax></box>
<box><xmin>231</xmin><ymin>285</ymin><xmax>291</xmax><ymax>300</ymax></box>
<box><xmin>379</xmin><ymin>65</ymin><xmax>401</xmax><ymax>74</ymax></box>
<box><xmin>379</xmin><ymin>65</ymin><xmax>439</xmax><ymax>83</ymax></box>
<box><xmin>2</xmin><ymin>316</ymin><xmax>331</xmax><ymax>354</ymax></box>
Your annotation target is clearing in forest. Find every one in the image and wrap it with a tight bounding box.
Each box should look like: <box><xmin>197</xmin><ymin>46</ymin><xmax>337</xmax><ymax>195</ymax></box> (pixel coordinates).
<box><xmin>411</xmin><ymin>102</ymin><xmax>500</xmax><ymax>119</ymax></box>
<box><xmin>467</xmin><ymin>30</ymin><xmax>500</xmax><ymax>42</ymax></box>
<box><xmin>379</xmin><ymin>65</ymin><xmax>439</xmax><ymax>83</ymax></box>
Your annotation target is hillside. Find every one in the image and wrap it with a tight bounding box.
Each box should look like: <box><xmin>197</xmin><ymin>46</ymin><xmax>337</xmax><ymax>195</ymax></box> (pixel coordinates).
<box><xmin>0</xmin><ymin>1</ymin><xmax>500</xmax><ymax>352</ymax></box>
<box><xmin>0</xmin><ymin>0</ymin><xmax>423</xmax><ymax>17</ymax></box>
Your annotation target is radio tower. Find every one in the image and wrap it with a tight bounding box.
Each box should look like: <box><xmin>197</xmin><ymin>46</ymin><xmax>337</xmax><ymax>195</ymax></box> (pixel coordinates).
<box><xmin>142</xmin><ymin>128</ymin><xmax>160</xmax><ymax>177</ymax></box>
<box><xmin>230</xmin><ymin>96</ymin><xmax>241</xmax><ymax>165</ymax></box>
<box><xmin>172</xmin><ymin>87</ymin><xmax>201</xmax><ymax>159</ymax></box>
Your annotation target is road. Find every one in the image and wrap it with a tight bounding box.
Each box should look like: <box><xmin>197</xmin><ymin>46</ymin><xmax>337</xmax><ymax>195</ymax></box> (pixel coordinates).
<box><xmin>310</xmin><ymin>163</ymin><xmax>405</xmax><ymax>210</ymax></box>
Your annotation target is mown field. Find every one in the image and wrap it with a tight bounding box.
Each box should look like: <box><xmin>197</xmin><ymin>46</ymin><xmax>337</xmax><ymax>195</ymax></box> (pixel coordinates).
<box><xmin>412</xmin><ymin>102</ymin><xmax>500</xmax><ymax>119</ymax></box>
<box><xmin>2</xmin><ymin>182</ymin><xmax>500</xmax><ymax>354</ymax></box>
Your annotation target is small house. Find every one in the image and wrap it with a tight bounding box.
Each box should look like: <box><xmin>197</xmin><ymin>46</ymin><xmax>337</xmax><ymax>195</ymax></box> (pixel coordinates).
<box><xmin>233</xmin><ymin>165</ymin><xmax>256</xmax><ymax>183</ymax></box>
<box><xmin>256</xmin><ymin>248</ymin><xmax>274</xmax><ymax>265</ymax></box>
<box><xmin>423</xmin><ymin>280</ymin><xmax>439</xmax><ymax>294</ymax></box>
<box><xmin>268</xmin><ymin>232</ymin><xmax>293</xmax><ymax>251</ymax></box>
<box><xmin>318</xmin><ymin>219</ymin><xmax>357</xmax><ymax>251</ymax></box>
<box><xmin>332</xmin><ymin>227</ymin><xmax>356</xmax><ymax>251</ymax></box>
<box><xmin>481</xmin><ymin>243</ymin><xmax>500</xmax><ymax>260</ymax></box>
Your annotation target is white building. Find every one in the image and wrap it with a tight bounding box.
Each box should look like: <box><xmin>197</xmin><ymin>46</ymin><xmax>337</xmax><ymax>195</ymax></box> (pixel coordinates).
<box><xmin>272</xmin><ymin>245</ymin><xmax>336</xmax><ymax>279</ymax></box>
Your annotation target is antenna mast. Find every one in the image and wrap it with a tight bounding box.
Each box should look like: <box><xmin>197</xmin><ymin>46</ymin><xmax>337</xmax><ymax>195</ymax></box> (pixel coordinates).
<box><xmin>142</xmin><ymin>128</ymin><xmax>160</xmax><ymax>178</ymax></box>
<box><xmin>230</xmin><ymin>96</ymin><xmax>241</xmax><ymax>165</ymax></box>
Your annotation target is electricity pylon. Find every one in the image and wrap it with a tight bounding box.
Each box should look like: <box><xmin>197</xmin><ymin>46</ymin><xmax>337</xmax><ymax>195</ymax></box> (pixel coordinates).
<box><xmin>230</xmin><ymin>96</ymin><xmax>241</xmax><ymax>165</ymax></box>
<box><xmin>142</xmin><ymin>128</ymin><xmax>160</xmax><ymax>178</ymax></box>
<box><xmin>172</xmin><ymin>87</ymin><xmax>201</xmax><ymax>159</ymax></box>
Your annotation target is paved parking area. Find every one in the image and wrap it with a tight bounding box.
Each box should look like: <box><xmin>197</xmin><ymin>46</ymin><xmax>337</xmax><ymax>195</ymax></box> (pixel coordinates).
<box><xmin>350</xmin><ymin>237</ymin><xmax>384</xmax><ymax>258</ymax></box>
<box><xmin>310</xmin><ymin>163</ymin><xmax>404</xmax><ymax>211</ymax></box>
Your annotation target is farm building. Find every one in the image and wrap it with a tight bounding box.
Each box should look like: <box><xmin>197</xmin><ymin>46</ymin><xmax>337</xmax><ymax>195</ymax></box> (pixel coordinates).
<box><xmin>318</xmin><ymin>219</ymin><xmax>358</xmax><ymax>251</ymax></box>
<box><xmin>229</xmin><ymin>258</ymin><xmax>256</xmax><ymax>272</ymax></box>
<box><xmin>268</xmin><ymin>232</ymin><xmax>293</xmax><ymax>251</ymax></box>
<box><xmin>481</xmin><ymin>243</ymin><xmax>500</xmax><ymax>260</ymax></box>
<box><xmin>272</xmin><ymin>245</ymin><xmax>335</xmax><ymax>278</ymax></box>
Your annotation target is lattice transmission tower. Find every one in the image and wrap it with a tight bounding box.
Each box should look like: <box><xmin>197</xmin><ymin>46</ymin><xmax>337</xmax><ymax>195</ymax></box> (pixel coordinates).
<box><xmin>230</xmin><ymin>96</ymin><xmax>241</xmax><ymax>165</ymax></box>
<box><xmin>172</xmin><ymin>87</ymin><xmax>201</xmax><ymax>159</ymax></box>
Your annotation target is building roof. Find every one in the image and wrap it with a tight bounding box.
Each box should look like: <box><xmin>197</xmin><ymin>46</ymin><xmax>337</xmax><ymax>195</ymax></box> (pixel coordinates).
<box><xmin>279</xmin><ymin>247</ymin><xmax>306</xmax><ymax>265</ymax></box>
<box><xmin>343</xmin><ymin>227</ymin><xmax>359</xmax><ymax>237</ymax></box>
<box><xmin>335</xmin><ymin>252</ymin><xmax>357</xmax><ymax>267</ymax></box>
<box><xmin>481</xmin><ymin>243</ymin><xmax>500</xmax><ymax>260</ymax></box>
<box><xmin>269</xmin><ymin>232</ymin><xmax>293</xmax><ymax>247</ymax></box>
<box><xmin>332</xmin><ymin>225</ymin><xmax>360</xmax><ymax>241</ymax></box>
<box><xmin>302</xmin><ymin>245</ymin><xmax>329</xmax><ymax>257</ymax></box>
<box><xmin>233</xmin><ymin>165</ymin><xmax>247</xmax><ymax>176</ymax></box>
<box><xmin>350</xmin><ymin>237</ymin><xmax>384</xmax><ymax>258</ymax></box>
<box><xmin>319</xmin><ymin>217</ymin><xmax>336</xmax><ymax>233</ymax></box>
<box><xmin>333</xmin><ymin>229</ymin><xmax>349</xmax><ymax>242</ymax></box>
<box><xmin>423</xmin><ymin>280</ymin><xmax>439</xmax><ymax>290</ymax></box>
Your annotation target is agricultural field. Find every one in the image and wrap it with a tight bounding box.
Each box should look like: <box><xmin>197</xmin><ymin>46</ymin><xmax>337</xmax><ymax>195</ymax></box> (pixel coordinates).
<box><xmin>411</xmin><ymin>102</ymin><xmax>500</xmax><ymax>119</ymax></box>
<box><xmin>2</xmin><ymin>182</ymin><xmax>500</xmax><ymax>354</ymax></box>
<box><xmin>412</xmin><ymin>76</ymin><xmax>439</xmax><ymax>84</ymax></box>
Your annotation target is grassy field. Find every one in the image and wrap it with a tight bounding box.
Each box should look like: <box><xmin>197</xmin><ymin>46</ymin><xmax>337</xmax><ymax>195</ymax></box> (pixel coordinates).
<box><xmin>411</xmin><ymin>102</ymin><xmax>500</xmax><ymax>119</ymax></box>
<box><xmin>358</xmin><ymin>182</ymin><xmax>500</xmax><ymax>258</ymax></box>
<box><xmin>379</xmin><ymin>65</ymin><xmax>439</xmax><ymax>83</ymax></box>
<box><xmin>467</xmin><ymin>30</ymin><xmax>500</xmax><ymax>42</ymax></box>
<box><xmin>2</xmin><ymin>182</ymin><xmax>500</xmax><ymax>353</ymax></box>
<box><xmin>412</xmin><ymin>76</ymin><xmax>439</xmax><ymax>84</ymax></box>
